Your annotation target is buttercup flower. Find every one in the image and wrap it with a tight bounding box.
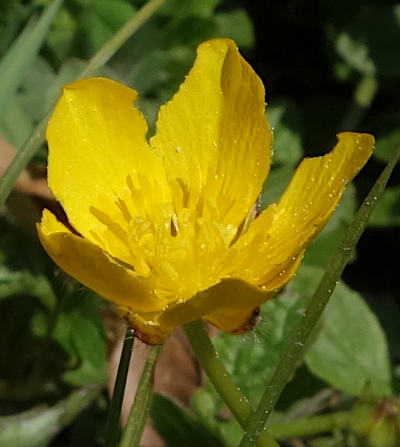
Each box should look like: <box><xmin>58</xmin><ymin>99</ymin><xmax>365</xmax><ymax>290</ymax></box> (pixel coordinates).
<box><xmin>38</xmin><ymin>38</ymin><xmax>374</xmax><ymax>344</ymax></box>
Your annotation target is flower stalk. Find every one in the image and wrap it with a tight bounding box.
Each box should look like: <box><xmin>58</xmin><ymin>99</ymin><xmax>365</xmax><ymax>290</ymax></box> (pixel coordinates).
<box><xmin>238</xmin><ymin>145</ymin><xmax>400</xmax><ymax>447</ymax></box>
<box><xmin>119</xmin><ymin>344</ymin><xmax>162</xmax><ymax>447</ymax></box>
<box><xmin>184</xmin><ymin>320</ymin><xmax>279</xmax><ymax>447</ymax></box>
<box><xmin>105</xmin><ymin>328</ymin><xmax>135</xmax><ymax>447</ymax></box>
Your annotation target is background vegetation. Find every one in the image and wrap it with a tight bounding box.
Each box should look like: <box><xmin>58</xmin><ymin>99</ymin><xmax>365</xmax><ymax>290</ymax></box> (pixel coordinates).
<box><xmin>0</xmin><ymin>0</ymin><xmax>399</xmax><ymax>446</ymax></box>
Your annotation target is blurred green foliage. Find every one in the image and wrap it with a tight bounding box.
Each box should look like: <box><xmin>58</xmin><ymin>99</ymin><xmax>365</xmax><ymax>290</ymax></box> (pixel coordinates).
<box><xmin>0</xmin><ymin>0</ymin><xmax>399</xmax><ymax>446</ymax></box>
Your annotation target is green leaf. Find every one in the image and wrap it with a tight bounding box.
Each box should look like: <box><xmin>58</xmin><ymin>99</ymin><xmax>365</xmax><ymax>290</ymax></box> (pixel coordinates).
<box><xmin>212</xmin><ymin>266</ymin><xmax>315</xmax><ymax>408</ymax></box>
<box><xmin>374</xmin><ymin>129</ymin><xmax>400</xmax><ymax>164</ymax></box>
<box><xmin>305</xmin><ymin>280</ymin><xmax>393</xmax><ymax>396</ymax></box>
<box><xmin>53</xmin><ymin>311</ymin><xmax>107</xmax><ymax>386</ymax></box>
<box><xmin>151</xmin><ymin>393</ymin><xmax>224</xmax><ymax>447</ymax></box>
<box><xmin>0</xmin><ymin>217</ymin><xmax>56</xmax><ymax>309</ymax></box>
<box><xmin>45</xmin><ymin>58</ymin><xmax>87</xmax><ymax>108</ymax></box>
<box><xmin>0</xmin><ymin>386</ymin><xmax>100</xmax><ymax>447</ymax></box>
<box><xmin>0</xmin><ymin>0</ymin><xmax>63</xmax><ymax>114</ymax></box>
<box><xmin>16</xmin><ymin>56</ymin><xmax>55</xmax><ymax>121</ymax></box>
<box><xmin>46</xmin><ymin>6</ymin><xmax>76</xmax><ymax>63</ymax></box>
<box><xmin>367</xmin><ymin>185</ymin><xmax>400</xmax><ymax>227</ymax></box>
<box><xmin>260</xmin><ymin>165</ymin><xmax>294</xmax><ymax>209</ymax></box>
<box><xmin>303</xmin><ymin>184</ymin><xmax>357</xmax><ymax>267</ymax></box>
<box><xmin>159</xmin><ymin>0</ymin><xmax>221</xmax><ymax>18</ymax></box>
<box><xmin>335</xmin><ymin>31</ymin><xmax>375</xmax><ymax>77</ymax></box>
<box><xmin>93</xmin><ymin>0</ymin><xmax>136</xmax><ymax>30</ymax></box>
<box><xmin>210</xmin><ymin>263</ymin><xmax>391</xmax><ymax>413</ymax></box>
<box><xmin>83</xmin><ymin>9</ymin><xmax>113</xmax><ymax>53</ymax></box>
<box><xmin>268</xmin><ymin>100</ymin><xmax>304</xmax><ymax>167</ymax></box>
<box><xmin>62</xmin><ymin>358</ymin><xmax>107</xmax><ymax>387</ymax></box>
<box><xmin>0</xmin><ymin>57</ymin><xmax>55</xmax><ymax>148</ymax></box>
<box><xmin>0</xmin><ymin>96</ymin><xmax>34</xmax><ymax>148</ymax></box>
<box><xmin>213</xmin><ymin>9</ymin><xmax>255</xmax><ymax>48</ymax></box>
<box><xmin>334</xmin><ymin>5</ymin><xmax>400</xmax><ymax>78</ymax></box>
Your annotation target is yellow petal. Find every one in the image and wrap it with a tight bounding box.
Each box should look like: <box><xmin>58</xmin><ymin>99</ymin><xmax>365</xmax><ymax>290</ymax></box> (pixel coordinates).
<box><xmin>116</xmin><ymin>278</ymin><xmax>274</xmax><ymax>344</ymax></box>
<box><xmin>150</xmin><ymin>38</ymin><xmax>271</xmax><ymax>228</ymax></box>
<box><xmin>37</xmin><ymin>209</ymin><xmax>167</xmax><ymax>313</ymax></box>
<box><xmin>204</xmin><ymin>306</ymin><xmax>262</xmax><ymax>334</ymax></box>
<box><xmin>158</xmin><ymin>278</ymin><xmax>272</xmax><ymax>328</ymax></box>
<box><xmin>229</xmin><ymin>132</ymin><xmax>374</xmax><ymax>285</ymax></box>
<box><xmin>46</xmin><ymin>77</ymin><xmax>170</xmax><ymax>262</ymax></box>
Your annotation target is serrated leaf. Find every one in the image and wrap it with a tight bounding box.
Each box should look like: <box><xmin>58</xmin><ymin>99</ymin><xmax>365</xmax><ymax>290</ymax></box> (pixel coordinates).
<box><xmin>305</xmin><ymin>281</ymin><xmax>392</xmax><ymax>396</ymax></box>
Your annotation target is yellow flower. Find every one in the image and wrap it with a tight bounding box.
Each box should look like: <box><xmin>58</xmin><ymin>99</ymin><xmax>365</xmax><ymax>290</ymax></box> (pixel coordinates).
<box><xmin>37</xmin><ymin>38</ymin><xmax>374</xmax><ymax>344</ymax></box>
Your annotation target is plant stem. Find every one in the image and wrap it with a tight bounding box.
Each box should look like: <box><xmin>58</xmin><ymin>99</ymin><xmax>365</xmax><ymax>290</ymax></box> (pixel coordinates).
<box><xmin>0</xmin><ymin>0</ymin><xmax>165</xmax><ymax>210</ymax></box>
<box><xmin>184</xmin><ymin>320</ymin><xmax>279</xmax><ymax>447</ymax></box>
<box><xmin>119</xmin><ymin>344</ymin><xmax>162</xmax><ymax>447</ymax></box>
<box><xmin>105</xmin><ymin>328</ymin><xmax>135</xmax><ymax>447</ymax></box>
<box><xmin>269</xmin><ymin>411</ymin><xmax>350</xmax><ymax>439</ymax></box>
<box><xmin>238</xmin><ymin>146</ymin><xmax>400</xmax><ymax>447</ymax></box>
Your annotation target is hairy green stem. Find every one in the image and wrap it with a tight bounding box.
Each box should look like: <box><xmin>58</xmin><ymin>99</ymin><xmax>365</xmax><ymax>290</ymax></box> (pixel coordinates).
<box><xmin>119</xmin><ymin>344</ymin><xmax>162</xmax><ymax>447</ymax></box>
<box><xmin>0</xmin><ymin>0</ymin><xmax>165</xmax><ymax>210</ymax></box>
<box><xmin>269</xmin><ymin>411</ymin><xmax>350</xmax><ymax>439</ymax></box>
<box><xmin>239</xmin><ymin>146</ymin><xmax>400</xmax><ymax>447</ymax></box>
<box><xmin>184</xmin><ymin>320</ymin><xmax>279</xmax><ymax>447</ymax></box>
<box><xmin>105</xmin><ymin>328</ymin><xmax>135</xmax><ymax>447</ymax></box>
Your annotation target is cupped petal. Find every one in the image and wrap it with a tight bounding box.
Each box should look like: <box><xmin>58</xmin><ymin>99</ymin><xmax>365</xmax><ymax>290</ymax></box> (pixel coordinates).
<box><xmin>204</xmin><ymin>306</ymin><xmax>262</xmax><ymax>334</ymax></box>
<box><xmin>117</xmin><ymin>278</ymin><xmax>274</xmax><ymax>344</ymax></box>
<box><xmin>150</xmin><ymin>38</ymin><xmax>271</xmax><ymax>227</ymax></box>
<box><xmin>46</xmin><ymin>77</ymin><xmax>170</xmax><ymax>261</ymax></box>
<box><xmin>158</xmin><ymin>278</ymin><xmax>271</xmax><ymax>328</ymax></box>
<box><xmin>37</xmin><ymin>209</ymin><xmax>167</xmax><ymax>313</ymax></box>
<box><xmin>229</xmin><ymin>132</ymin><xmax>374</xmax><ymax>285</ymax></box>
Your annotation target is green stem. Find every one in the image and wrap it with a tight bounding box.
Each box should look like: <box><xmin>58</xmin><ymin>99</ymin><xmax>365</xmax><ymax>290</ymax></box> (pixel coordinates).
<box><xmin>184</xmin><ymin>320</ymin><xmax>279</xmax><ymax>447</ymax></box>
<box><xmin>0</xmin><ymin>0</ymin><xmax>165</xmax><ymax>210</ymax></box>
<box><xmin>269</xmin><ymin>411</ymin><xmax>349</xmax><ymax>440</ymax></box>
<box><xmin>105</xmin><ymin>328</ymin><xmax>135</xmax><ymax>447</ymax></box>
<box><xmin>119</xmin><ymin>344</ymin><xmax>162</xmax><ymax>447</ymax></box>
<box><xmin>238</xmin><ymin>146</ymin><xmax>400</xmax><ymax>447</ymax></box>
